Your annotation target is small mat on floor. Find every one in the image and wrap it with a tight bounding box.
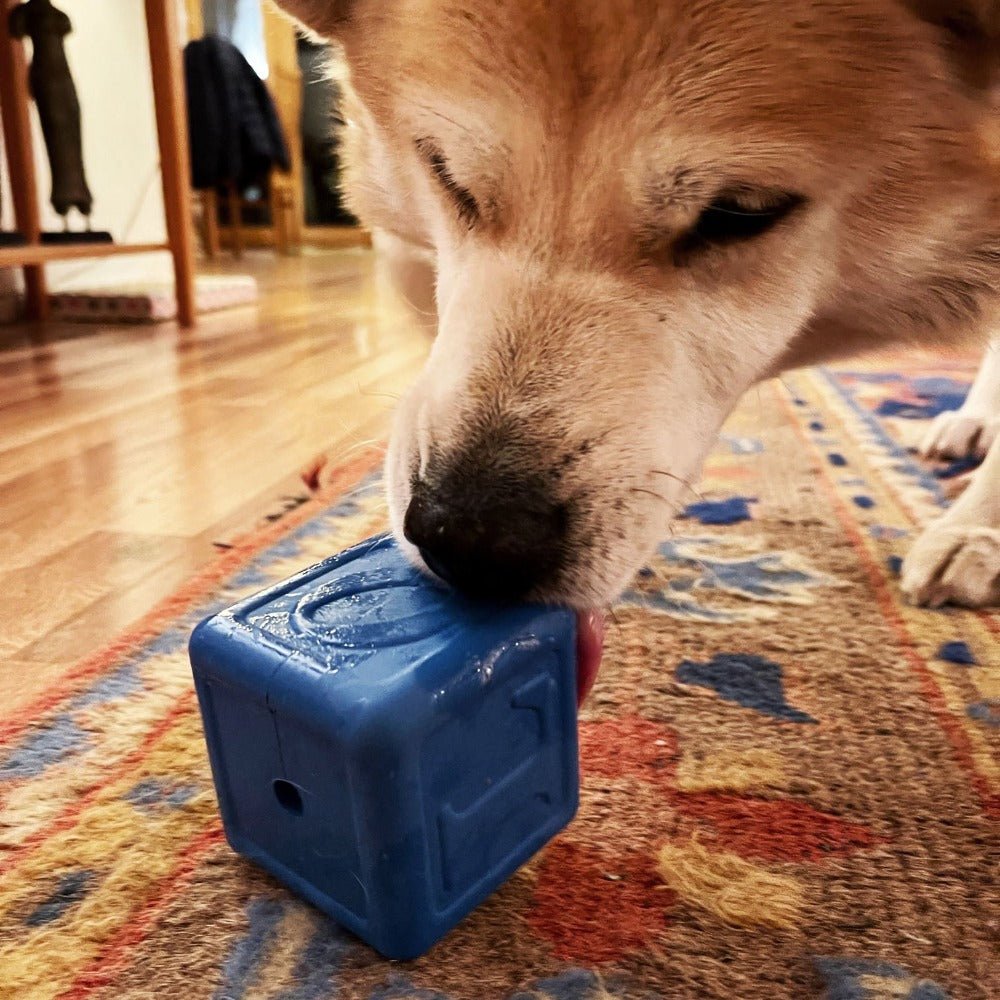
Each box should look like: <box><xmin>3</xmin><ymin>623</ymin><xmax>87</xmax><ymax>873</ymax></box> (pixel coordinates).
<box><xmin>0</xmin><ymin>358</ymin><xmax>996</xmax><ymax>999</ymax></box>
<box><xmin>49</xmin><ymin>275</ymin><xmax>258</xmax><ymax>323</ymax></box>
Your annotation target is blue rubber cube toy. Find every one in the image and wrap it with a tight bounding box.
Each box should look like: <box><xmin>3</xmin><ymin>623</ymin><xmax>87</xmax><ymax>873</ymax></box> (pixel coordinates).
<box><xmin>189</xmin><ymin>534</ymin><xmax>579</xmax><ymax>960</ymax></box>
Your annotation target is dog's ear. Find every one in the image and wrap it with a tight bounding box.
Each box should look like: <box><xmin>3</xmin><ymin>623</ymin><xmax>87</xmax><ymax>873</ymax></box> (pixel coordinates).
<box><xmin>269</xmin><ymin>0</ymin><xmax>364</xmax><ymax>39</ymax></box>
<box><xmin>901</xmin><ymin>0</ymin><xmax>999</xmax><ymax>88</ymax></box>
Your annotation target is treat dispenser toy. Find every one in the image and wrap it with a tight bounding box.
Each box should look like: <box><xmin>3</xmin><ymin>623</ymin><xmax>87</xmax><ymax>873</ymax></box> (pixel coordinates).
<box><xmin>189</xmin><ymin>534</ymin><xmax>579</xmax><ymax>959</ymax></box>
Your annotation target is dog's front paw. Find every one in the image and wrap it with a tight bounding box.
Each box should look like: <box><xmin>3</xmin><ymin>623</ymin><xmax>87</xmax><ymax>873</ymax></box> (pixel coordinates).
<box><xmin>918</xmin><ymin>409</ymin><xmax>998</xmax><ymax>460</ymax></box>
<box><xmin>901</xmin><ymin>523</ymin><xmax>1000</xmax><ymax>608</ymax></box>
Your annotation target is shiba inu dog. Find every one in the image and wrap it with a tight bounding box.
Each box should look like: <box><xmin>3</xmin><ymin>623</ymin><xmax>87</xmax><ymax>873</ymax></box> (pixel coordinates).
<box><xmin>278</xmin><ymin>1</ymin><xmax>999</xmax><ymax>659</ymax></box>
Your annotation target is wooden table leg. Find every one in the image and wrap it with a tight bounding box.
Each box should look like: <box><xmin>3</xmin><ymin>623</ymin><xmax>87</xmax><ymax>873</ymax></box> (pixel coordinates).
<box><xmin>0</xmin><ymin>0</ymin><xmax>47</xmax><ymax>321</ymax></box>
<box><xmin>145</xmin><ymin>0</ymin><xmax>197</xmax><ymax>328</ymax></box>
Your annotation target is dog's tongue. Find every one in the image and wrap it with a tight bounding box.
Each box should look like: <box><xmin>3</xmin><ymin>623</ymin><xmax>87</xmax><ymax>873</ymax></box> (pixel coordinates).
<box><xmin>575</xmin><ymin>610</ymin><xmax>605</xmax><ymax>707</ymax></box>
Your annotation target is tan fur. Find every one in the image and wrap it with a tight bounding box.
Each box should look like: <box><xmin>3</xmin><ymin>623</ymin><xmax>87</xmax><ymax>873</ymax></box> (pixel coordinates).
<box><xmin>278</xmin><ymin>0</ymin><xmax>999</xmax><ymax>607</ymax></box>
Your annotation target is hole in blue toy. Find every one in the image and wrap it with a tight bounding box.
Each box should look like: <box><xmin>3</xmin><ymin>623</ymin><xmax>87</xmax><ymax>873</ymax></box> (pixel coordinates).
<box><xmin>273</xmin><ymin>779</ymin><xmax>304</xmax><ymax>815</ymax></box>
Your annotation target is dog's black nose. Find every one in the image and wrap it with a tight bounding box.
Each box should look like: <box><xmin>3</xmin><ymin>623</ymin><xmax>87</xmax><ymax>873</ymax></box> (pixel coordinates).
<box><xmin>403</xmin><ymin>475</ymin><xmax>567</xmax><ymax>600</ymax></box>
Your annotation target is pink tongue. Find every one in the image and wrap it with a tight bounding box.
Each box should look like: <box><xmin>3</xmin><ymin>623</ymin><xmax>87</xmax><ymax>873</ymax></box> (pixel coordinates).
<box><xmin>574</xmin><ymin>610</ymin><xmax>605</xmax><ymax>708</ymax></box>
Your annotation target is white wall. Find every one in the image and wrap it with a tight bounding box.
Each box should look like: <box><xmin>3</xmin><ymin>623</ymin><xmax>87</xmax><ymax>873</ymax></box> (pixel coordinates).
<box><xmin>1</xmin><ymin>0</ymin><xmax>179</xmax><ymax>291</ymax></box>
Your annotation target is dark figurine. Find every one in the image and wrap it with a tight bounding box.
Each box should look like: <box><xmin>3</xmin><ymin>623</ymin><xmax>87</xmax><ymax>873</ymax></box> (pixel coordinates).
<box><xmin>9</xmin><ymin>0</ymin><xmax>93</xmax><ymax>225</ymax></box>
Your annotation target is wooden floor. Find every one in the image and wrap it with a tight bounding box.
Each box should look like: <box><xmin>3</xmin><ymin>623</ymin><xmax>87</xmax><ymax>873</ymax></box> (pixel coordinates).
<box><xmin>0</xmin><ymin>250</ymin><xmax>431</xmax><ymax>719</ymax></box>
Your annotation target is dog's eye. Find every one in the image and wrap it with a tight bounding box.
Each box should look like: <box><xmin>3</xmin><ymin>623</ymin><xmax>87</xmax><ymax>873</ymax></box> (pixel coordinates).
<box><xmin>675</xmin><ymin>192</ymin><xmax>804</xmax><ymax>259</ymax></box>
<box><xmin>415</xmin><ymin>138</ymin><xmax>479</xmax><ymax>228</ymax></box>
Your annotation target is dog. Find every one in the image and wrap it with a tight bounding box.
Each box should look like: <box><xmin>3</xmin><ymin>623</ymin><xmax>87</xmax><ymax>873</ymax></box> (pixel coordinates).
<box><xmin>277</xmin><ymin>0</ymin><xmax>999</xmax><ymax>624</ymax></box>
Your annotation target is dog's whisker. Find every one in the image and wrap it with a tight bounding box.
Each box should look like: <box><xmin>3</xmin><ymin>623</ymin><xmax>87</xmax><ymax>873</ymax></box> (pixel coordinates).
<box><xmin>650</xmin><ymin>554</ymin><xmax>720</xmax><ymax>595</ymax></box>
<box><xmin>633</xmin><ymin>489</ymin><xmax>687</xmax><ymax>530</ymax></box>
<box><xmin>606</xmin><ymin>604</ymin><xmax>623</xmax><ymax>634</ymax></box>
<box><xmin>629</xmin><ymin>486</ymin><xmax>672</xmax><ymax>504</ymax></box>
<box><xmin>391</xmin><ymin>282</ymin><xmax>438</xmax><ymax>319</ymax></box>
<box><xmin>335</xmin><ymin>438</ymin><xmax>388</xmax><ymax>464</ymax></box>
<box><xmin>357</xmin><ymin>388</ymin><xmax>402</xmax><ymax>401</ymax></box>
<box><xmin>649</xmin><ymin>469</ymin><xmax>704</xmax><ymax>501</ymax></box>
<box><xmin>329</xmin><ymin>482</ymin><xmax>378</xmax><ymax>506</ymax></box>
<box><xmin>776</xmin><ymin>376</ymin><xmax>796</xmax><ymax>399</ymax></box>
<box><xmin>355</xmin><ymin>385</ymin><xmax>399</xmax><ymax>413</ymax></box>
<box><xmin>412</xmin><ymin>103</ymin><xmax>474</xmax><ymax>137</ymax></box>
<box><xmin>345</xmin><ymin>436</ymin><xmax>384</xmax><ymax>452</ymax></box>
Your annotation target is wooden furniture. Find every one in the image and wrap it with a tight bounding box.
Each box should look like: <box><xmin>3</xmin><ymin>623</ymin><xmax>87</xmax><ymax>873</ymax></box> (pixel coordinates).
<box><xmin>187</xmin><ymin>0</ymin><xmax>300</xmax><ymax>259</ymax></box>
<box><xmin>0</xmin><ymin>0</ymin><xmax>197</xmax><ymax>326</ymax></box>
<box><xmin>187</xmin><ymin>0</ymin><xmax>368</xmax><ymax>256</ymax></box>
<box><xmin>198</xmin><ymin>177</ymin><xmax>297</xmax><ymax>260</ymax></box>
<box><xmin>262</xmin><ymin>2</ymin><xmax>303</xmax><ymax>250</ymax></box>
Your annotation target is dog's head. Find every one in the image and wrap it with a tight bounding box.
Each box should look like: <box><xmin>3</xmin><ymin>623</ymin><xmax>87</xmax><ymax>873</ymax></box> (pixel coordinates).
<box><xmin>281</xmin><ymin>0</ymin><xmax>999</xmax><ymax>607</ymax></box>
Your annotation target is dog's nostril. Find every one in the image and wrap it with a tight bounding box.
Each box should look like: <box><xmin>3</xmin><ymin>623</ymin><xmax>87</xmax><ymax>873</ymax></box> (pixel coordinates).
<box><xmin>403</xmin><ymin>489</ymin><xmax>464</xmax><ymax>588</ymax></box>
<box><xmin>402</xmin><ymin>487</ymin><xmax>447</xmax><ymax>550</ymax></box>
<box><xmin>403</xmin><ymin>477</ymin><xmax>566</xmax><ymax>600</ymax></box>
<box><xmin>417</xmin><ymin>546</ymin><xmax>458</xmax><ymax>588</ymax></box>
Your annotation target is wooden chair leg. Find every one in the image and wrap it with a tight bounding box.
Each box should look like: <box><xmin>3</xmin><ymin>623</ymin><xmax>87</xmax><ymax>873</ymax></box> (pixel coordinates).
<box><xmin>227</xmin><ymin>182</ymin><xmax>244</xmax><ymax>259</ymax></box>
<box><xmin>279</xmin><ymin>198</ymin><xmax>291</xmax><ymax>255</ymax></box>
<box><xmin>267</xmin><ymin>175</ymin><xmax>287</xmax><ymax>255</ymax></box>
<box><xmin>200</xmin><ymin>189</ymin><xmax>220</xmax><ymax>257</ymax></box>
<box><xmin>145</xmin><ymin>0</ymin><xmax>197</xmax><ymax>327</ymax></box>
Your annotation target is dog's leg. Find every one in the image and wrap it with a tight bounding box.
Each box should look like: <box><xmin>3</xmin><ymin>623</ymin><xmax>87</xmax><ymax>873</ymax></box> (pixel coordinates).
<box><xmin>919</xmin><ymin>337</ymin><xmax>1000</xmax><ymax>459</ymax></box>
<box><xmin>371</xmin><ymin>228</ymin><xmax>438</xmax><ymax>331</ymax></box>
<box><xmin>902</xmin><ymin>404</ymin><xmax>1000</xmax><ymax>607</ymax></box>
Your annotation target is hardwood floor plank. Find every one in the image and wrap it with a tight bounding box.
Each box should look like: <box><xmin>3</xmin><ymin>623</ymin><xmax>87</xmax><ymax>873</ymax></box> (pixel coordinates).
<box><xmin>0</xmin><ymin>250</ymin><xmax>430</xmax><ymax>709</ymax></box>
<box><xmin>1</xmin><ymin>530</ymin><xmax>204</xmax><ymax>659</ymax></box>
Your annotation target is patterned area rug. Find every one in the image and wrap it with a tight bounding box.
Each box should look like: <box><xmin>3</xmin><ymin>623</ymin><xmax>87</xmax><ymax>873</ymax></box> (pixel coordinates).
<box><xmin>1</xmin><ymin>360</ymin><xmax>997</xmax><ymax>1000</ymax></box>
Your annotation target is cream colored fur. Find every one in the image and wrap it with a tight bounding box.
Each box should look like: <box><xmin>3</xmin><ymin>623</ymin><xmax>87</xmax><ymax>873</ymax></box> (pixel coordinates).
<box><xmin>279</xmin><ymin>0</ymin><xmax>999</xmax><ymax>608</ymax></box>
